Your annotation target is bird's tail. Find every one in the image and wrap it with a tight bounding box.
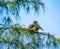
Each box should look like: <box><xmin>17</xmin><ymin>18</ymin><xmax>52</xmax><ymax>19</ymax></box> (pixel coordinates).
<box><xmin>39</xmin><ymin>26</ymin><xmax>44</xmax><ymax>31</ymax></box>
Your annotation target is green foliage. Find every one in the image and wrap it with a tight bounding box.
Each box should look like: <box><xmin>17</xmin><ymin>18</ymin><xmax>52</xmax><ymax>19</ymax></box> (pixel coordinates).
<box><xmin>0</xmin><ymin>0</ymin><xmax>58</xmax><ymax>49</ymax></box>
<box><xmin>0</xmin><ymin>24</ymin><xmax>58</xmax><ymax>49</ymax></box>
<box><xmin>0</xmin><ymin>0</ymin><xmax>44</xmax><ymax>25</ymax></box>
<box><xmin>56</xmin><ymin>38</ymin><xmax>60</xmax><ymax>43</ymax></box>
<box><xmin>0</xmin><ymin>1</ymin><xmax>5</xmax><ymax>6</ymax></box>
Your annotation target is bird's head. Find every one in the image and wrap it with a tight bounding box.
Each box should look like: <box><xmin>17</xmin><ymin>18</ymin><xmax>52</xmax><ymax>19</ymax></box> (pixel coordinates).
<box><xmin>33</xmin><ymin>20</ymin><xmax>38</xmax><ymax>24</ymax></box>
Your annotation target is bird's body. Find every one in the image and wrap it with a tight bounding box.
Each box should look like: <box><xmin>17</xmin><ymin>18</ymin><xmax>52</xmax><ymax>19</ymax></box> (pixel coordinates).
<box><xmin>28</xmin><ymin>20</ymin><xmax>44</xmax><ymax>33</ymax></box>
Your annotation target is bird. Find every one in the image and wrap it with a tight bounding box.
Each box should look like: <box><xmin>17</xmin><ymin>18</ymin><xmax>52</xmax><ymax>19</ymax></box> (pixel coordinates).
<box><xmin>28</xmin><ymin>20</ymin><xmax>44</xmax><ymax>33</ymax></box>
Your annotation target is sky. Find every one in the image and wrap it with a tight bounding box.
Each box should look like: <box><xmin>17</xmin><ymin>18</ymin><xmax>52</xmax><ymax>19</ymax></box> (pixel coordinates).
<box><xmin>0</xmin><ymin>0</ymin><xmax>60</xmax><ymax>48</ymax></box>
<box><xmin>19</xmin><ymin>0</ymin><xmax>60</xmax><ymax>38</ymax></box>
<box><xmin>0</xmin><ymin>0</ymin><xmax>60</xmax><ymax>38</ymax></box>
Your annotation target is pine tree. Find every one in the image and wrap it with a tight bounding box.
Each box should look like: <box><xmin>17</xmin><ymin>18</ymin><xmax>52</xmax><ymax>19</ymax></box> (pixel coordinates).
<box><xmin>0</xmin><ymin>0</ymin><xmax>58</xmax><ymax>49</ymax></box>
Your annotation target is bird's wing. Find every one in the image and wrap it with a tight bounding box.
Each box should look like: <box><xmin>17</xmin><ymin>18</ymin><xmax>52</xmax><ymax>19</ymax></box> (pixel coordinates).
<box><xmin>28</xmin><ymin>24</ymin><xmax>34</xmax><ymax>28</ymax></box>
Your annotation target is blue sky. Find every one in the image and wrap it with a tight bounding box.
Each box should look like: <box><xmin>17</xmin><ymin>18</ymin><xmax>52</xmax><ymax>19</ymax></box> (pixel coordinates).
<box><xmin>1</xmin><ymin>0</ymin><xmax>59</xmax><ymax>38</ymax></box>
<box><xmin>19</xmin><ymin>0</ymin><xmax>60</xmax><ymax>38</ymax></box>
